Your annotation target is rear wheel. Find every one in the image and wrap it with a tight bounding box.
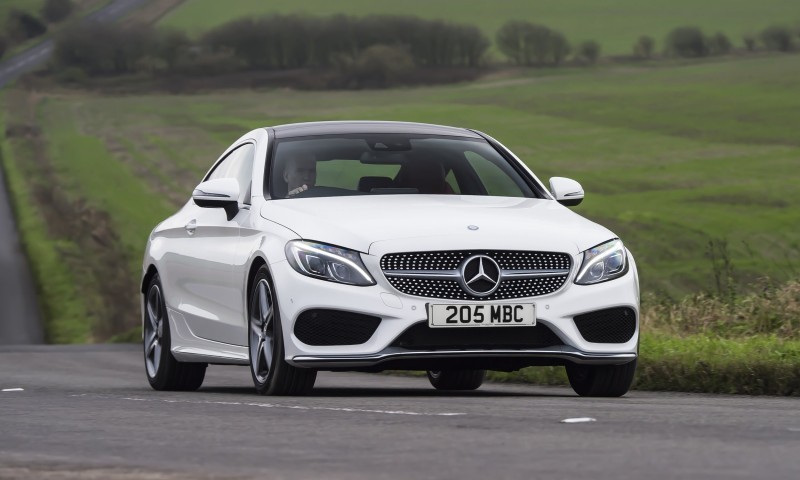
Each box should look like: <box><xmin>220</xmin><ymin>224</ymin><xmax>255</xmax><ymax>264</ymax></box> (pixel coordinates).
<box><xmin>427</xmin><ymin>369</ymin><xmax>486</xmax><ymax>391</ymax></box>
<box><xmin>144</xmin><ymin>275</ymin><xmax>206</xmax><ymax>391</ymax></box>
<box><xmin>248</xmin><ymin>266</ymin><xmax>317</xmax><ymax>395</ymax></box>
<box><xmin>566</xmin><ymin>359</ymin><xmax>637</xmax><ymax>397</ymax></box>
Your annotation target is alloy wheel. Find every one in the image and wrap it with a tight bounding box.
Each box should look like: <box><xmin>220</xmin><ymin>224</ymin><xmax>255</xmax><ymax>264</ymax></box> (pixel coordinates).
<box><xmin>250</xmin><ymin>279</ymin><xmax>275</xmax><ymax>384</ymax></box>
<box><xmin>144</xmin><ymin>284</ymin><xmax>163</xmax><ymax>378</ymax></box>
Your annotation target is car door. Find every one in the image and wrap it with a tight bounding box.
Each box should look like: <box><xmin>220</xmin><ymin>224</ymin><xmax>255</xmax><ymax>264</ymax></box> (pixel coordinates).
<box><xmin>172</xmin><ymin>143</ymin><xmax>256</xmax><ymax>346</ymax></box>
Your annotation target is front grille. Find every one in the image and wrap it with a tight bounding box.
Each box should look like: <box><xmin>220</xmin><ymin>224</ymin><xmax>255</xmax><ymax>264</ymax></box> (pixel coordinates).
<box><xmin>573</xmin><ymin>307</ymin><xmax>637</xmax><ymax>343</ymax></box>
<box><xmin>380</xmin><ymin>250</ymin><xmax>572</xmax><ymax>300</ymax></box>
<box><xmin>391</xmin><ymin>321</ymin><xmax>563</xmax><ymax>350</ymax></box>
<box><xmin>381</xmin><ymin>250</ymin><xmax>571</xmax><ymax>271</ymax></box>
<box><xmin>294</xmin><ymin>309</ymin><xmax>381</xmax><ymax>346</ymax></box>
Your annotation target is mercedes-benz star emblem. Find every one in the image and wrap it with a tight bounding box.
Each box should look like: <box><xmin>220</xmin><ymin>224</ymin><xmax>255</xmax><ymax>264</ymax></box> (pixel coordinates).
<box><xmin>458</xmin><ymin>255</ymin><xmax>501</xmax><ymax>297</ymax></box>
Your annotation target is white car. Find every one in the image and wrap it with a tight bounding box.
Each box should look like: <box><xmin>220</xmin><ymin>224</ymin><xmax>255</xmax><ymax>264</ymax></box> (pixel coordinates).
<box><xmin>141</xmin><ymin>121</ymin><xmax>639</xmax><ymax>397</ymax></box>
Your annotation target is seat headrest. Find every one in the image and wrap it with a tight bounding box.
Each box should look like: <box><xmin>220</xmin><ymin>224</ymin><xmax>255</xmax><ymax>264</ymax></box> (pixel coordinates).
<box><xmin>358</xmin><ymin>176</ymin><xmax>395</xmax><ymax>192</ymax></box>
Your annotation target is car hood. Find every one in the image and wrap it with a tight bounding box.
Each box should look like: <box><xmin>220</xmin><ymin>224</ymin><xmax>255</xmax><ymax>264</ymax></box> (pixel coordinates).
<box><xmin>260</xmin><ymin>195</ymin><xmax>616</xmax><ymax>256</ymax></box>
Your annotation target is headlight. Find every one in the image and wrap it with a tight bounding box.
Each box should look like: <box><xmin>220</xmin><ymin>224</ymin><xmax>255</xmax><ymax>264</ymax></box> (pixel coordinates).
<box><xmin>575</xmin><ymin>239</ymin><xmax>628</xmax><ymax>285</ymax></box>
<box><xmin>285</xmin><ymin>240</ymin><xmax>375</xmax><ymax>286</ymax></box>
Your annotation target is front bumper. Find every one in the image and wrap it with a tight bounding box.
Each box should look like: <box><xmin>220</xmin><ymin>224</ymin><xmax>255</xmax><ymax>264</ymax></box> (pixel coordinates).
<box><xmin>291</xmin><ymin>347</ymin><xmax>636</xmax><ymax>369</ymax></box>
<box><xmin>272</xmin><ymin>251</ymin><xmax>639</xmax><ymax>369</ymax></box>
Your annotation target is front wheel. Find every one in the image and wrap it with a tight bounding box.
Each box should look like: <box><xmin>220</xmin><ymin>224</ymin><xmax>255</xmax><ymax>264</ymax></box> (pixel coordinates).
<box><xmin>427</xmin><ymin>369</ymin><xmax>486</xmax><ymax>391</ymax></box>
<box><xmin>248</xmin><ymin>266</ymin><xmax>317</xmax><ymax>395</ymax></box>
<box><xmin>566</xmin><ymin>359</ymin><xmax>637</xmax><ymax>397</ymax></box>
<box><xmin>144</xmin><ymin>274</ymin><xmax>206</xmax><ymax>391</ymax></box>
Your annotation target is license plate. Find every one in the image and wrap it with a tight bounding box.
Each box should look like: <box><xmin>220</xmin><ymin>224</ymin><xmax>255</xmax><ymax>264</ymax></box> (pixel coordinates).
<box><xmin>428</xmin><ymin>304</ymin><xmax>536</xmax><ymax>328</ymax></box>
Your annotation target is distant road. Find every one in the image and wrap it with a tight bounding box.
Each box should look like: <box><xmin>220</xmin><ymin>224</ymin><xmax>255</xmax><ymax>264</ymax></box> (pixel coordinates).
<box><xmin>1</xmin><ymin>345</ymin><xmax>799</xmax><ymax>479</ymax></box>
<box><xmin>0</xmin><ymin>0</ymin><xmax>149</xmax><ymax>345</ymax></box>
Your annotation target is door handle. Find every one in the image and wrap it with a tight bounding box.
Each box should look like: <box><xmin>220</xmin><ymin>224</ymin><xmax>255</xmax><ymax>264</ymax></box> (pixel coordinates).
<box><xmin>185</xmin><ymin>219</ymin><xmax>197</xmax><ymax>236</ymax></box>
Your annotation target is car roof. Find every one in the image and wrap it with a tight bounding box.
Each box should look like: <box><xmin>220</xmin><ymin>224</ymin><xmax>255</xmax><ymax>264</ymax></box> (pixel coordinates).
<box><xmin>270</xmin><ymin>121</ymin><xmax>483</xmax><ymax>139</ymax></box>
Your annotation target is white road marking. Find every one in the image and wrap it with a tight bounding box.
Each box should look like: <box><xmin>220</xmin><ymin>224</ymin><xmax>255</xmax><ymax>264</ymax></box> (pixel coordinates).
<box><xmin>72</xmin><ymin>394</ymin><xmax>465</xmax><ymax>417</ymax></box>
<box><xmin>2</xmin><ymin>388</ymin><xmax>24</xmax><ymax>392</ymax></box>
<box><xmin>560</xmin><ymin>417</ymin><xmax>596</xmax><ymax>423</ymax></box>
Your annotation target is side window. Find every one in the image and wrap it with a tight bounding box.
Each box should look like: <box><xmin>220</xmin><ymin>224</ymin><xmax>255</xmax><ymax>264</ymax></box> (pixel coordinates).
<box><xmin>206</xmin><ymin>143</ymin><xmax>255</xmax><ymax>204</ymax></box>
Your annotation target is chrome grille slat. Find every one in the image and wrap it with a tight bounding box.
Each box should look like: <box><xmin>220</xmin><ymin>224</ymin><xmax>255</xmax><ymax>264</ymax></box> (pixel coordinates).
<box><xmin>380</xmin><ymin>250</ymin><xmax>572</xmax><ymax>300</ymax></box>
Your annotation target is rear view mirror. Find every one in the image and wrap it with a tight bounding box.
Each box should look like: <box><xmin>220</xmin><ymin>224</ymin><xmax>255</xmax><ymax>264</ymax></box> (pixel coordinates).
<box><xmin>192</xmin><ymin>178</ymin><xmax>240</xmax><ymax>220</ymax></box>
<box><xmin>549</xmin><ymin>177</ymin><xmax>584</xmax><ymax>206</ymax></box>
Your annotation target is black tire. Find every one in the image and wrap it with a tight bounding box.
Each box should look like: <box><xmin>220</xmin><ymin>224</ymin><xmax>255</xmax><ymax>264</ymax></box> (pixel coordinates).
<box><xmin>248</xmin><ymin>265</ymin><xmax>317</xmax><ymax>396</ymax></box>
<box><xmin>566</xmin><ymin>359</ymin><xmax>637</xmax><ymax>397</ymax></box>
<box><xmin>144</xmin><ymin>274</ymin><xmax>207</xmax><ymax>391</ymax></box>
<box><xmin>427</xmin><ymin>369</ymin><xmax>486</xmax><ymax>391</ymax></box>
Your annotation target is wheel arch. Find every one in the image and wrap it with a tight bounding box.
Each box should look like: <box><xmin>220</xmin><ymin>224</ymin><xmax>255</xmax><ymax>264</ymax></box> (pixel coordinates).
<box><xmin>141</xmin><ymin>264</ymin><xmax>158</xmax><ymax>294</ymax></box>
<box><xmin>246</xmin><ymin>256</ymin><xmax>269</xmax><ymax>309</ymax></box>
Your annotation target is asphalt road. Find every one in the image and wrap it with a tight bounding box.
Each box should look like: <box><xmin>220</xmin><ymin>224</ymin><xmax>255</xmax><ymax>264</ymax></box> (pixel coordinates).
<box><xmin>0</xmin><ymin>164</ymin><xmax>42</xmax><ymax>344</ymax></box>
<box><xmin>0</xmin><ymin>0</ymin><xmax>149</xmax><ymax>345</ymax></box>
<box><xmin>0</xmin><ymin>345</ymin><xmax>798</xmax><ymax>479</ymax></box>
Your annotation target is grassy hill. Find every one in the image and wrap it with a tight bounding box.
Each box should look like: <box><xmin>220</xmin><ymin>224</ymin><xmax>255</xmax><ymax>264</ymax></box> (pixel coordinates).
<box><xmin>3</xmin><ymin>54</ymin><xmax>798</xmax><ymax>320</ymax></box>
<box><xmin>160</xmin><ymin>0</ymin><xmax>800</xmax><ymax>55</ymax></box>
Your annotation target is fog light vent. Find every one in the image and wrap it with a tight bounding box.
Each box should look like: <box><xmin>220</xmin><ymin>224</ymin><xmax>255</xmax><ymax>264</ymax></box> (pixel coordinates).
<box><xmin>573</xmin><ymin>307</ymin><xmax>636</xmax><ymax>343</ymax></box>
<box><xmin>294</xmin><ymin>309</ymin><xmax>381</xmax><ymax>346</ymax></box>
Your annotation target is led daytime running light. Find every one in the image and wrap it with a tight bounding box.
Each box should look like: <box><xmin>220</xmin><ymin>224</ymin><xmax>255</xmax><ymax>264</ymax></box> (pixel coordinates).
<box><xmin>286</xmin><ymin>241</ymin><xmax>375</xmax><ymax>286</ymax></box>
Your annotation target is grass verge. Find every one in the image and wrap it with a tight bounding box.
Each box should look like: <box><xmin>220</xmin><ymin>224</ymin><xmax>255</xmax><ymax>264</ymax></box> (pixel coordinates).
<box><xmin>487</xmin><ymin>334</ymin><xmax>800</xmax><ymax>396</ymax></box>
<box><xmin>0</xmin><ymin>95</ymin><xmax>91</xmax><ymax>342</ymax></box>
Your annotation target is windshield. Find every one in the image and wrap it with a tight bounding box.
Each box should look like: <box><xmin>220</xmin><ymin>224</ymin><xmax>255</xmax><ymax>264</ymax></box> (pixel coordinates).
<box><xmin>269</xmin><ymin>134</ymin><xmax>538</xmax><ymax>199</ymax></box>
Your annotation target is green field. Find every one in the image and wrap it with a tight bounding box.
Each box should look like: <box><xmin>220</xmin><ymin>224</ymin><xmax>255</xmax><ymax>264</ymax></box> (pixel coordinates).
<box><xmin>3</xmin><ymin>54</ymin><xmax>800</xmax><ymax>341</ymax></box>
<box><xmin>160</xmin><ymin>0</ymin><xmax>800</xmax><ymax>55</ymax></box>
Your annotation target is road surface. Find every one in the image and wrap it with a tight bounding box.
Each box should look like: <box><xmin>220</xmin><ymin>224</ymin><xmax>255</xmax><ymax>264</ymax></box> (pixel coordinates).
<box><xmin>1</xmin><ymin>345</ymin><xmax>798</xmax><ymax>479</ymax></box>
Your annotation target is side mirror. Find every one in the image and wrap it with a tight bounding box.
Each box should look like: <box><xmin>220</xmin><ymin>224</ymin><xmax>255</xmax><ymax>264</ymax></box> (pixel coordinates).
<box><xmin>549</xmin><ymin>177</ymin><xmax>584</xmax><ymax>206</ymax></box>
<box><xmin>192</xmin><ymin>178</ymin><xmax>240</xmax><ymax>220</ymax></box>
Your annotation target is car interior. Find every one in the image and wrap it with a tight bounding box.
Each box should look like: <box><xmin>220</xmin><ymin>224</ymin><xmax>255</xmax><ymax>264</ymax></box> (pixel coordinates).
<box><xmin>270</xmin><ymin>135</ymin><xmax>536</xmax><ymax>199</ymax></box>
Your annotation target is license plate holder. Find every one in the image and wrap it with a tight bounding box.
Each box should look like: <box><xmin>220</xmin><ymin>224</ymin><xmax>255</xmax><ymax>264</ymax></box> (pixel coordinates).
<box><xmin>427</xmin><ymin>304</ymin><xmax>536</xmax><ymax>328</ymax></box>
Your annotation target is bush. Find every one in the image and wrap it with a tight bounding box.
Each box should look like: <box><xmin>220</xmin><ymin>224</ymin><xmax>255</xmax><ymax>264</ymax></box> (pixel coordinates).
<box><xmin>6</xmin><ymin>9</ymin><xmax>48</xmax><ymax>41</ymax></box>
<box><xmin>496</xmin><ymin>20</ymin><xmax>530</xmax><ymax>64</ymax></box>
<box><xmin>172</xmin><ymin>48</ymin><xmax>242</xmax><ymax>75</ymax></box>
<box><xmin>760</xmin><ymin>25</ymin><xmax>793</xmax><ymax>52</ymax></box>
<box><xmin>496</xmin><ymin>20</ymin><xmax>571</xmax><ymax>66</ymax></box>
<box><xmin>641</xmin><ymin>279</ymin><xmax>800</xmax><ymax>338</ymax></box>
<box><xmin>578</xmin><ymin>40</ymin><xmax>601</xmax><ymax>64</ymax></box>
<box><xmin>134</xmin><ymin>56</ymin><xmax>169</xmax><ymax>75</ymax></box>
<box><xmin>633</xmin><ymin>35</ymin><xmax>655</xmax><ymax>58</ymax></box>
<box><xmin>333</xmin><ymin>44</ymin><xmax>415</xmax><ymax>89</ymax></box>
<box><xmin>743</xmin><ymin>33</ymin><xmax>757</xmax><ymax>52</ymax></box>
<box><xmin>54</xmin><ymin>66</ymin><xmax>88</xmax><ymax>84</ymax></box>
<box><xmin>52</xmin><ymin>22</ymin><xmax>155</xmax><ymax>75</ymax></box>
<box><xmin>665</xmin><ymin>26</ymin><xmax>709</xmax><ymax>57</ymax></box>
<box><xmin>708</xmin><ymin>31</ymin><xmax>732</xmax><ymax>55</ymax></box>
<box><xmin>548</xmin><ymin>30</ymin><xmax>571</xmax><ymax>65</ymax></box>
<box><xmin>152</xmin><ymin>28</ymin><xmax>191</xmax><ymax>69</ymax></box>
<box><xmin>41</xmin><ymin>0</ymin><xmax>74</xmax><ymax>23</ymax></box>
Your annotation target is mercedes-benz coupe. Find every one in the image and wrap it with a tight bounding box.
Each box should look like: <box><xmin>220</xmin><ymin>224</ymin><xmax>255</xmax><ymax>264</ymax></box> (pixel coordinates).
<box><xmin>141</xmin><ymin>121</ymin><xmax>639</xmax><ymax>396</ymax></box>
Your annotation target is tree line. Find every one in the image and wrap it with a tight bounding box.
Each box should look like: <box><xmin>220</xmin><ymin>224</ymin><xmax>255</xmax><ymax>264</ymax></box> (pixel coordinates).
<box><xmin>46</xmin><ymin>12</ymin><xmax>800</xmax><ymax>87</ymax></box>
<box><xmin>497</xmin><ymin>21</ymin><xmax>800</xmax><ymax>65</ymax></box>
<box><xmin>51</xmin><ymin>14</ymin><xmax>489</xmax><ymax>77</ymax></box>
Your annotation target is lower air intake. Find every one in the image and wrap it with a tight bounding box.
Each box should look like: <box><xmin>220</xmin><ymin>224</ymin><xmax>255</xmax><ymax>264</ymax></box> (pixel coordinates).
<box><xmin>391</xmin><ymin>321</ymin><xmax>563</xmax><ymax>350</ymax></box>
<box><xmin>573</xmin><ymin>307</ymin><xmax>637</xmax><ymax>343</ymax></box>
<box><xmin>294</xmin><ymin>309</ymin><xmax>381</xmax><ymax>346</ymax></box>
